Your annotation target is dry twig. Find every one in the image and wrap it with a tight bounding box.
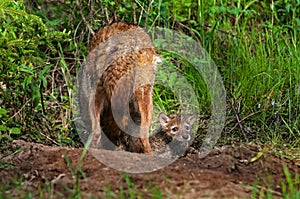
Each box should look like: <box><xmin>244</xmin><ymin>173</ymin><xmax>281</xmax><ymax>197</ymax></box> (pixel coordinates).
<box><xmin>75</xmin><ymin>0</ymin><xmax>95</xmax><ymax>36</ymax></box>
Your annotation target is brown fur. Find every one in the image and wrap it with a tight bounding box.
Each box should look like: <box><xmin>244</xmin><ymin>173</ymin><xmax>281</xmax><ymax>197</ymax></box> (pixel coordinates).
<box><xmin>86</xmin><ymin>22</ymin><xmax>159</xmax><ymax>154</ymax></box>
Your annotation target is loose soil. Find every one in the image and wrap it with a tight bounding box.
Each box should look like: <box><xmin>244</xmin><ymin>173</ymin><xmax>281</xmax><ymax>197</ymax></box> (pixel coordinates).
<box><xmin>1</xmin><ymin>140</ymin><xmax>299</xmax><ymax>198</ymax></box>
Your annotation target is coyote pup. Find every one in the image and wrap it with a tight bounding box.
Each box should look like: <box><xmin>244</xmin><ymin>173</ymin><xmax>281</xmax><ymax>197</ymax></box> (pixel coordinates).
<box><xmin>150</xmin><ymin>113</ymin><xmax>197</xmax><ymax>158</ymax></box>
<box><xmin>85</xmin><ymin>22</ymin><xmax>160</xmax><ymax>154</ymax></box>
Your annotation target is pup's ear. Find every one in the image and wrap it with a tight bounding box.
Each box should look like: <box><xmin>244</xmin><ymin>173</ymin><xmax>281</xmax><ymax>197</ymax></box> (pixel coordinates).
<box><xmin>188</xmin><ymin>114</ymin><xmax>197</xmax><ymax>124</ymax></box>
<box><xmin>158</xmin><ymin>112</ymin><xmax>169</xmax><ymax>127</ymax></box>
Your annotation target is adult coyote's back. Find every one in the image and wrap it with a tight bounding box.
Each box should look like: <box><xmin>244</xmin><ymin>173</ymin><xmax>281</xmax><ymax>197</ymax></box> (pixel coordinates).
<box><xmin>81</xmin><ymin>22</ymin><xmax>160</xmax><ymax>154</ymax></box>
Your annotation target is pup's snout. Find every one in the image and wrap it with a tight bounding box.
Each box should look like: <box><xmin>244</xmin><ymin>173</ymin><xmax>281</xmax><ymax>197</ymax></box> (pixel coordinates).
<box><xmin>182</xmin><ymin>134</ymin><xmax>190</xmax><ymax>141</ymax></box>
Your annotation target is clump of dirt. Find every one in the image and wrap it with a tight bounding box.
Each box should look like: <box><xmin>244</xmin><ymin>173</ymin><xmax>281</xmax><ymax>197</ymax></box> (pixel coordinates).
<box><xmin>0</xmin><ymin>140</ymin><xmax>299</xmax><ymax>198</ymax></box>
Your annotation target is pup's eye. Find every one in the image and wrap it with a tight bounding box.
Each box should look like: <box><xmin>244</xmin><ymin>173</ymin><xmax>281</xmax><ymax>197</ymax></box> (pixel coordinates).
<box><xmin>185</xmin><ymin>125</ymin><xmax>190</xmax><ymax>130</ymax></box>
<box><xmin>172</xmin><ymin>127</ymin><xmax>178</xmax><ymax>132</ymax></box>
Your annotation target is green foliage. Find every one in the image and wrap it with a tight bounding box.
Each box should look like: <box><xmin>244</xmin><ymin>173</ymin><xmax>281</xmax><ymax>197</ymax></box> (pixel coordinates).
<box><xmin>104</xmin><ymin>174</ymin><xmax>162</xmax><ymax>199</ymax></box>
<box><xmin>0</xmin><ymin>0</ymin><xmax>72</xmax><ymax>145</ymax></box>
<box><xmin>282</xmin><ymin>164</ymin><xmax>300</xmax><ymax>198</ymax></box>
<box><xmin>153</xmin><ymin>51</ymin><xmax>210</xmax><ymax>116</ymax></box>
<box><xmin>250</xmin><ymin>165</ymin><xmax>300</xmax><ymax>198</ymax></box>
<box><xmin>203</xmin><ymin>2</ymin><xmax>299</xmax><ymax>144</ymax></box>
<box><xmin>0</xmin><ymin>108</ymin><xmax>19</xmax><ymax>137</ymax></box>
<box><xmin>151</xmin><ymin>0</ymin><xmax>299</xmax><ymax>145</ymax></box>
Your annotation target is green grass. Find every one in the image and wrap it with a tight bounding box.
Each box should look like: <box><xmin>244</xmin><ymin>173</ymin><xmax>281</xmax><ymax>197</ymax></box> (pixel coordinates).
<box><xmin>148</xmin><ymin>0</ymin><xmax>299</xmax><ymax>147</ymax></box>
<box><xmin>220</xmin><ymin>28</ymin><xmax>299</xmax><ymax>142</ymax></box>
<box><xmin>250</xmin><ymin>165</ymin><xmax>300</xmax><ymax>199</ymax></box>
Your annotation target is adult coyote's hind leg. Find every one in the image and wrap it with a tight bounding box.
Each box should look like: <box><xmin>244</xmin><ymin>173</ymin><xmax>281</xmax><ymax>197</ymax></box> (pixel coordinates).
<box><xmin>90</xmin><ymin>86</ymin><xmax>106</xmax><ymax>148</ymax></box>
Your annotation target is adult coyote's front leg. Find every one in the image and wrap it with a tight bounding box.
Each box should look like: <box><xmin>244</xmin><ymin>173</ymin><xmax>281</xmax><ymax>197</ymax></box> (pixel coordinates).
<box><xmin>130</xmin><ymin>85</ymin><xmax>153</xmax><ymax>154</ymax></box>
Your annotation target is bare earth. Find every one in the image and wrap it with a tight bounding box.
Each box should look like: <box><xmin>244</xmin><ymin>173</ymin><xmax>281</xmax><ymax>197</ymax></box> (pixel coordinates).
<box><xmin>1</xmin><ymin>140</ymin><xmax>299</xmax><ymax>198</ymax></box>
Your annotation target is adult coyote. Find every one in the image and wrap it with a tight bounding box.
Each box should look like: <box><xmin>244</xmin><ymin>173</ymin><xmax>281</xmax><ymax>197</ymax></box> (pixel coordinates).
<box><xmin>84</xmin><ymin>22</ymin><xmax>160</xmax><ymax>154</ymax></box>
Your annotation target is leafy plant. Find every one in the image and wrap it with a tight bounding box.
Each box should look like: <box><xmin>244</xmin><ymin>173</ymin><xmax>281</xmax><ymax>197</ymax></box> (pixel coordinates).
<box><xmin>0</xmin><ymin>0</ymin><xmax>71</xmax><ymax>145</ymax></box>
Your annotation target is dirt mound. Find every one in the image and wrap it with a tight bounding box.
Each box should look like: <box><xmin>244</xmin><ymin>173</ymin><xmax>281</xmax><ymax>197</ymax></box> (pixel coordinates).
<box><xmin>1</xmin><ymin>140</ymin><xmax>299</xmax><ymax>198</ymax></box>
